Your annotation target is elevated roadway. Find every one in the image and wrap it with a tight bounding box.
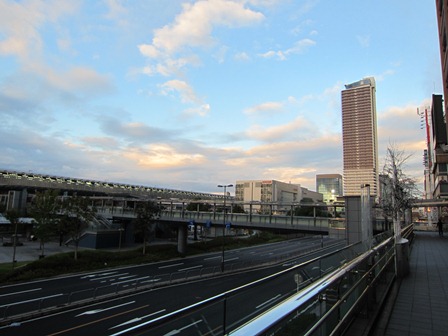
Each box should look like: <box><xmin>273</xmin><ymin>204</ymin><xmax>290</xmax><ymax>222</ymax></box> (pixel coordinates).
<box><xmin>0</xmin><ymin>169</ymin><xmax>226</xmax><ymax>201</ymax></box>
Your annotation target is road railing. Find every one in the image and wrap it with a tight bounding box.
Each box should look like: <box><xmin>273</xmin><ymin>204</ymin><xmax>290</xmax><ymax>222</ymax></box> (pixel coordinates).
<box><xmin>229</xmin><ymin>224</ymin><xmax>414</xmax><ymax>336</ymax></box>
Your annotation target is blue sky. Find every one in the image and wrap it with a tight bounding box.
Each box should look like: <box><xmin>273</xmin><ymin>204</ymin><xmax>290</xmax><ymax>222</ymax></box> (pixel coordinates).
<box><xmin>0</xmin><ymin>0</ymin><xmax>442</xmax><ymax>194</ymax></box>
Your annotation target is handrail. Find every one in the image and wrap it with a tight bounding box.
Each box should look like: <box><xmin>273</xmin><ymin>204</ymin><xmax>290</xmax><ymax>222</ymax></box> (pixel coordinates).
<box><xmin>231</xmin><ymin>236</ymin><xmax>395</xmax><ymax>336</ymax></box>
<box><xmin>230</xmin><ymin>225</ymin><xmax>413</xmax><ymax>336</ymax></box>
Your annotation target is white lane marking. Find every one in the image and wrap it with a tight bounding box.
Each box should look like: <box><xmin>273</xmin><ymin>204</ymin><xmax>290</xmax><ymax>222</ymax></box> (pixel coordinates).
<box><xmin>76</xmin><ymin>301</ymin><xmax>135</xmax><ymax>316</ymax></box>
<box><xmin>0</xmin><ymin>288</ymin><xmax>41</xmax><ymax>298</ymax></box>
<box><xmin>140</xmin><ymin>278</ymin><xmax>161</xmax><ymax>284</ymax></box>
<box><xmin>109</xmin><ymin>309</ymin><xmax>167</xmax><ymax>329</ymax></box>
<box><xmin>224</xmin><ymin>257</ymin><xmax>239</xmax><ymax>262</ymax></box>
<box><xmin>256</xmin><ymin>294</ymin><xmax>282</xmax><ymax>309</ymax></box>
<box><xmin>158</xmin><ymin>263</ymin><xmax>184</xmax><ymax>269</ymax></box>
<box><xmin>89</xmin><ymin>273</ymin><xmax>130</xmax><ymax>281</ymax></box>
<box><xmin>178</xmin><ymin>265</ymin><xmax>202</xmax><ymax>272</ymax></box>
<box><xmin>163</xmin><ymin>320</ymin><xmax>203</xmax><ymax>336</ymax></box>
<box><xmin>0</xmin><ymin>293</ymin><xmax>64</xmax><ymax>308</ymax></box>
<box><xmin>80</xmin><ymin>271</ymin><xmax>118</xmax><ymax>279</ymax></box>
<box><xmin>118</xmin><ymin>275</ymin><xmax>137</xmax><ymax>280</ymax></box>
<box><xmin>110</xmin><ymin>276</ymin><xmax>150</xmax><ymax>286</ymax></box>
<box><xmin>203</xmin><ymin>256</ymin><xmax>220</xmax><ymax>260</ymax></box>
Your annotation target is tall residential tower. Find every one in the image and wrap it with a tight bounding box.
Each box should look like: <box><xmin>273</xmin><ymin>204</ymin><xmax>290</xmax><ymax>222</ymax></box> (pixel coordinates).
<box><xmin>341</xmin><ymin>77</ymin><xmax>379</xmax><ymax>197</ymax></box>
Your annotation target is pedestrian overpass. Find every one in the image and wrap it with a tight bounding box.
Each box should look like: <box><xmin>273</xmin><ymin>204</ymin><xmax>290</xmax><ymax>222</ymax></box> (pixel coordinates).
<box><xmin>93</xmin><ymin>203</ymin><xmax>346</xmax><ymax>253</ymax></box>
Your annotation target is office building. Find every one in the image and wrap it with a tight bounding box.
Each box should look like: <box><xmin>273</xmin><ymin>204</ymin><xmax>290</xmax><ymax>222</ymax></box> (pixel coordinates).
<box><xmin>234</xmin><ymin>179</ymin><xmax>322</xmax><ymax>214</ymax></box>
<box><xmin>429</xmin><ymin>94</ymin><xmax>448</xmax><ymax>198</ymax></box>
<box><xmin>316</xmin><ymin>174</ymin><xmax>343</xmax><ymax>203</ymax></box>
<box><xmin>436</xmin><ymin>1</ymin><xmax>448</xmax><ymax>127</ymax></box>
<box><xmin>341</xmin><ymin>77</ymin><xmax>379</xmax><ymax>197</ymax></box>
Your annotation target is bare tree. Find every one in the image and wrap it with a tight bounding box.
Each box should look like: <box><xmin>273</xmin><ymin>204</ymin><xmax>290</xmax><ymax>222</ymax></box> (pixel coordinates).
<box><xmin>61</xmin><ymin>195</ymin><xmax>96</xmax><ymax>260</ymax></box>
<box><xmin>134</xmin><ymin>200</ymin><xmax>161</xmax><ymax>255</ymax></box>
<box><xmin>381</xmin><ymin>145</ymin><xmax>419</xmax><ymax>241</ymax></box>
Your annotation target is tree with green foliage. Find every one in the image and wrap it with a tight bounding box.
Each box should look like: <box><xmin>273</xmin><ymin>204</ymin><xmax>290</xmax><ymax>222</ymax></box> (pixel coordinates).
<box><xmin>186</xmin><ymin>202</ymin><xmax>212</xmax><ymax>212</ymax></box>
<box><xmin>134</xmin><ymin>200</ymin><xmax>161</xmax><ymax>255</ymax></box>
<box><xmin>231</xmin><ymin>204</ymin><xmax>246</xmax><ymax>213</ymax></box>
<box><xmin>30</xmin><ymin>190</ymin><xmax>60</xmax><ymax>258</ymax></box>
<box><xmin>61</xmin><ymin>195</ymin><xmax>96</xmax><ymax>260</ymax></box>
<box><xmin>288</xmin><ymin>198</ymin><xmax>328</xmax><ymax>217</ymax></box>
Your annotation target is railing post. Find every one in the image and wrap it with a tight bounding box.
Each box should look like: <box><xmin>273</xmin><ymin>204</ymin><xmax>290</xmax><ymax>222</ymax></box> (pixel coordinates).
<box><xmin>223</xmin><ymin>296</ymin><xmax>227</xmax><ymax>335</ymax></box>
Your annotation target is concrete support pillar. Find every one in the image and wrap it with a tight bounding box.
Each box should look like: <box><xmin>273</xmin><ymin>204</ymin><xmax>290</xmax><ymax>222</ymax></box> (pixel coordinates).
<box><xmin>361</xmin><ymin>184</ymin><xmax>372</xmax><ymax>250</ymax></box>
<box><xmin>193</xmin><ymin>223</ymin><xmax>198</xmax><ymax>241</ymax></box>
<box><xmin>395</xmin><ymin>238</ymin><xmax>410</xmax><ymax>278</ymax></box>
<box><xmin>177</xmin><ymin>224</ymin><xmax>188</xmax><ymax>255</ymax></box>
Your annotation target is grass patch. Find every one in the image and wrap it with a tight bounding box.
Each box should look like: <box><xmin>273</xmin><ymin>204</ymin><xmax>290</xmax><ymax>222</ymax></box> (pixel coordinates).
<box><xmin>0</xmin><ymin>232</ymin><xmax>287</xmax><ymax>284</ymax></box>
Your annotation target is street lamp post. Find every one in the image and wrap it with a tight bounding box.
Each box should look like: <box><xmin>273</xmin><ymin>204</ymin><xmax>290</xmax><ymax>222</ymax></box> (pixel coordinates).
<box><xmin>118</xmin><ymin>227</ymin><xmax>124</xmax><ymax>250</ymax></box>
<box><xmin>218</xmin><ymin>184</ymin><xmax>233</xmax><ymax>273</ymax></box>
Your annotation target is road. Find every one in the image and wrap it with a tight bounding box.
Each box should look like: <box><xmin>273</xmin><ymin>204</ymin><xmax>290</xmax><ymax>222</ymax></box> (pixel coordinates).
<box><xmin>0</xmin><ymin>236</ymin><xmax>346</xmax><ymax>335</ymax></box>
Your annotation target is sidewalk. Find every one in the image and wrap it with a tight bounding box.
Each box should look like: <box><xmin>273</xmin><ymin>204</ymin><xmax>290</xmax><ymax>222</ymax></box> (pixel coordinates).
<box><xmin>0</xmin><ymin>240</ymin><xmax>79</xmax><ymax>264</ymax></box>
<box><xmin>383</xmin><ymin>231</ymin><xmax>448</xmax><ymax>336</ymax></box>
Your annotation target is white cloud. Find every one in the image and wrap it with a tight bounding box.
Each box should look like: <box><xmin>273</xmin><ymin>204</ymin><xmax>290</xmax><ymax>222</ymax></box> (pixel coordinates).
<box><xmin>0</xmin><ymin>0</ymin><xmax>78</xmax><ymax>60</ymax></box>
<box><xmin>234</xmin><ymin>51</ymin><xmax>250</xmax><ymax>61</ymax></box>
<box><xmin>244</xmin><ymin>101</ymin><xmax>284</xmax><ymax>115</ymax></box>
<box><xmin>124</xmin><ymin>144</ymin><xmax>206</xmax><ymax>169</ymax></box>
<box><xmin>160</xmin><ymin>79</ymin><xmax>210</xmax><ymax>117</ymax></box>
<box><xmin>160</xmin><ymin>79</ymin><xmax>201</xmax><ymax>104</ymax></box>
<box><xmin>103</xmin><ymin>0</ymin><xmax>129</xmax><ymax>27</ymax></box>
<box><xmin>356</xmin><ymin>35</ymin><xmax>370</xmax><ymax>48</ymax></box>
<box><xmin>138</xmin><ymin>0</ymin><xmax>264</xmax><ymax>76</ymax></box>
<box><xmin>182</xmin><ymin>104</ymin><xmax>211</xmax><ymax>117</ymax></box>
<box><xmin>246</xmin><ymin>116</ymin><xmax>312</xmax><ymax>142</ymax></box>
<box><xmin>259</xmin><ymin>38</ymin><xmax>316</xmax><ymax>60</ymax></box>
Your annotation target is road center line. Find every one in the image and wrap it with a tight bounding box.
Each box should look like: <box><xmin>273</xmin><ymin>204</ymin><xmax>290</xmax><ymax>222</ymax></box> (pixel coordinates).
<box><xmin>0</xmin><ymin>293</ymin><xmax>64</xmax><ymax>308</ymax></box>
<box><xmin>158</xmin><ymin>262</ymin><xmax>184</xmax><ymax>269</ymax></box>
<box><xmin>0</xmin><ymin>287</ymin><xmax>41</xmax><ymax>298</ymax></box>
<box><xmin>178</xmin><ymin>265</ymin><xmax>202</xmax><ymax>272</ymax></box>
<box><xmin>76</xmin><ymin>301</ymin><xmax>135</xmax><ymax>316</ymax></box>
<box><xmin>204</xmin><ymin>256</ymin><xmax>220</xmax><ymax>260</ymax></box>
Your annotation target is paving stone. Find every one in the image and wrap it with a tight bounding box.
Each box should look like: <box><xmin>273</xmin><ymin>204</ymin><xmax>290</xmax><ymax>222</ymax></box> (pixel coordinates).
<box><xmin>383</xmin><ymin>232</ymin><xmax>448</xmax><ymax>336</ymax></box>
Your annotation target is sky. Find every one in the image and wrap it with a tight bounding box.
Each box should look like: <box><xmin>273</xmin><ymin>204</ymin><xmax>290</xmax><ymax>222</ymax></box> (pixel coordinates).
<box><xmin>0</xmin><ymin>0</ymin><xmax>442</xmax><ymax>195</ymax></box>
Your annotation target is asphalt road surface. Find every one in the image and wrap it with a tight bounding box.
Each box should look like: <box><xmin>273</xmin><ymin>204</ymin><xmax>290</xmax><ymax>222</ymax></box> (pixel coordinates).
<box><xmin>0</xmin><ymin>236</ymin><xmax>346</xmax><ymax>335</ymax></box>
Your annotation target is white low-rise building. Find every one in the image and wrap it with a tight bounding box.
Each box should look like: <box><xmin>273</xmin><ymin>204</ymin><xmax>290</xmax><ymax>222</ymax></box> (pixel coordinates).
<box><xmin>235</xmin><ymin>180</ymin><xmax>323</xmax><ymax>214</ymax></box>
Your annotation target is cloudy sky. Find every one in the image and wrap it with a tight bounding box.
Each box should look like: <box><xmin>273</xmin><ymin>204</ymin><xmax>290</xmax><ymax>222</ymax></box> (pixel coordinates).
<box><xmin>0</xmin><ymin>0</ymin><xmax>441</xmax><ymax>195</ymax></box>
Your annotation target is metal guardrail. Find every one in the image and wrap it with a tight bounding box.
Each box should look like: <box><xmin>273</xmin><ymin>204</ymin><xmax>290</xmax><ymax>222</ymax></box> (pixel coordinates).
<box><xmin>231</xmin><ymin>224</ymin><xmax>414</xmax><ymax>336</ymax></box>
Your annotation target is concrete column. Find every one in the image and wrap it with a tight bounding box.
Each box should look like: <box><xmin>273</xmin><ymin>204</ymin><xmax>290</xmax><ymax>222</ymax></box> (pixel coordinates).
<box><xmin>395</xmin><ymin>238</ymin><xmax>410</xmax><ymax>278</ymax></box>
<box><xmin>177</xmin><ymin>224</ymin><xmax>188</xmax><ymax>255</ymax></box>
<box><xmin>361</xmin><ymin>184</ymin><xmax>372</xmax><ymax>250</ymax></box>
<box><xmin>193</xmin><ymin>222</ymin><xmax>198</xmax><ymax>241</ymax></box>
